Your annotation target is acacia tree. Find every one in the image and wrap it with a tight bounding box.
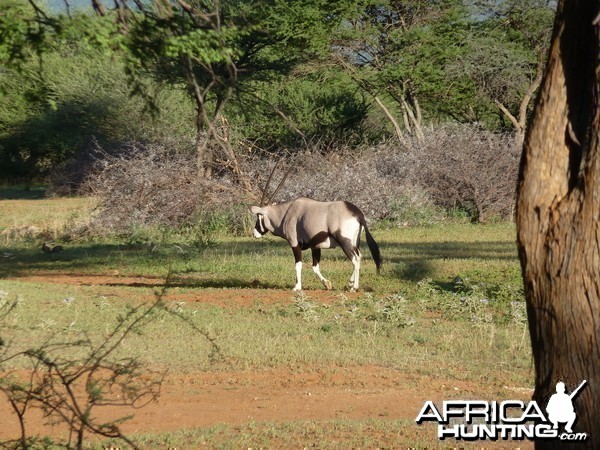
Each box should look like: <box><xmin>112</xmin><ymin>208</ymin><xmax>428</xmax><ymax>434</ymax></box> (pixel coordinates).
<box><xmin>333</xmin><ymin>0</ymin><xmax>433</xmax><ymax>141</ymax></box>
<box><xmin>516</xmin><ymin>0</ymin><xmax>599</xmax><ymax>446</ymax></box>
<box><xmin>16</xmin><ymin>0</ymin><xmax>353</xmax><ymax>184</ymax></box>
<box><xmin>335</xmin><ymin>0</ymin><xmax>495</xmax><ymax>141</ymax></box>
<box><xmin>111</xmin><ymin>0</ymin><xmax>367</xmax><ymax>182</ymax></box>
<box><xmin>460</xmin><ymin>0</ymin><xmax>554</xmax><ymax>144</ymax></box>
<box><xmin>123</xmin><ymin>1</ymin><xmax>257</xmax><ymax>183</ymax></box>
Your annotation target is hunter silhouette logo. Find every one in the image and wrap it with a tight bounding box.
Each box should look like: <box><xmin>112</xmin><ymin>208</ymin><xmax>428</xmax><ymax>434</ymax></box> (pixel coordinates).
<box><xmin>416</xmin><ymin>380</ymin><xmax>589</xmax><ymax>441</ymax></box>
<box><xmin>546</xmin><ymin>380</ymin><xmax>586</xmax><ymax>434</ymax></box>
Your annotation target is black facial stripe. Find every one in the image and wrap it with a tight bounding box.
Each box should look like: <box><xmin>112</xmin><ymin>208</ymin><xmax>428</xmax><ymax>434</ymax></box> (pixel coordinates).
<box><xmin>255</xmin><ymin>214</ymin><xmax>268</xmax><ymax>235</ymax></box>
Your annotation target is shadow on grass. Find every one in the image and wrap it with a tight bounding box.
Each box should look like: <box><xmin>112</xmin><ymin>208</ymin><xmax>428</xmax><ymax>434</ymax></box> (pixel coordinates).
<box><xmin>382</xmin><ymin>240</ymin><xmax>518</xmax><ymax>284</ymax></box>
<box><xmin>380</xmin><ymin>240</ymin><xmax>517</xmax><ymax>262</ymax></box>
<box><xmin>0</xmin><ymin>186</ymin><xmax>47</xmax><ymax>200</ymax></box>
<box><xmin>101</xmin><ymin>278</ymin><xmax>284</xmax><ymax>290</ymax></box>
<box><xmin>0</xmin><ymin>242</ymin><xmax>290</xmax><ymax>290</ymax></box>
<box><xmin>0</xmin><ymin>237</ymin><xmax>518</xmax><ymax>289</ymax></box>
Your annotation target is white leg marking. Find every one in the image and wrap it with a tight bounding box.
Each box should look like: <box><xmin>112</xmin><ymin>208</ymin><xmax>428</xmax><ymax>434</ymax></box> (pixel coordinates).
<box><xmin>312</xmin><ymin>264</ymin><xmax>332</xmax><ymax>290</ymax></box>
<box><xmin>349</xmin><ymin>254</ymin><xmax>361</xmax><ymax>292</ymax></box>
<box><xmin>293</xmin><ymin>261</ymin><xmax>303</xmax><ymax>291</ymax></box>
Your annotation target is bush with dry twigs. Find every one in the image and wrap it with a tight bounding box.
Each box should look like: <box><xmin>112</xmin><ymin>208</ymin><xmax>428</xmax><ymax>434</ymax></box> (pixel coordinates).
<box><xmin>83</xmin><ymin>124</ymin><xmax>519</xmax><ymax>237</ymax></box>
<box><xmin>247</xmin><ymin>124</ymin><xmax>519</xmax><ymax>224</ymax></box>
<box><xmin>403</xmin><ymin>124</ymin><xmax>520</xmax><ymax>222</ymax></box>
<box><xmin>84</xmin><ymin>142</ymin><xmax>247</xmax><ymax>234</ymax></box>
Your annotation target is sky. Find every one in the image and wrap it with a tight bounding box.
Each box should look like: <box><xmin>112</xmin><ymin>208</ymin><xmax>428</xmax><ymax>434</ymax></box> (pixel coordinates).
<box><xmin>45</xmin><ymin>0</ymin><xmax>104</xmax><ymax>13</ymax></box>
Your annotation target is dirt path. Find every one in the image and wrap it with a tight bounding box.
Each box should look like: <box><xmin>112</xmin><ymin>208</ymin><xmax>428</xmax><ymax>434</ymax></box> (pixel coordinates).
<box><xmin>0</xmin><ymin>365</ymin><xmax>532</xmax><ymax>442</ymax></box>
<box><xmin>5</xmin><ymin>273</ymin><xmax>362</xmax><ymax>307</ymax></box>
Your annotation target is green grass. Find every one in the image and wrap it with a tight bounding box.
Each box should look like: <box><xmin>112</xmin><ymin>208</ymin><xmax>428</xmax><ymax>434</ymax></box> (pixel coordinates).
<box><xmin>0</xmin><ymin>281</ymin><xmax>530</xmax><ymax>383</ymax></box>
<box><xmin>93</xmin><ymin>418</ymin><xmax>439</xmax><ymax>449</ymax></box>
<box><xmin>0</xmin><ymin>195</ymin><xmax>532</xmax><ymax>448</ymax></box>
<box><xmin>0</xmin><ymin>215</ymin><xmax>528</xmax><ymax>377</ymax></box>
<box><xmin>1</xmin><ymin>222</ymin><xmax>521</xmax><ymax>291</ymax></box>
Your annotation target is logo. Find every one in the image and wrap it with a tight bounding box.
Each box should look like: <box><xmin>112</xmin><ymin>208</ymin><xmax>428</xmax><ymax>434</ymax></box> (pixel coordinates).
<box><xmin>416</xmin><ymin>380</ymin><xmax>588</xmax><ymax>442</ymax></box>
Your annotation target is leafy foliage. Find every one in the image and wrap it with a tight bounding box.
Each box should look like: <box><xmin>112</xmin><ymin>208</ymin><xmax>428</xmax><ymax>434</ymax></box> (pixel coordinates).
<box><xmin>0</xmin><ymin>0</ymin><xmax>554</xmax><ymax>183</ymax></box>
<box><xmin>0</xmin><ymin>41</ymin><xmax>193</xmax><ymax>181</ymax></box>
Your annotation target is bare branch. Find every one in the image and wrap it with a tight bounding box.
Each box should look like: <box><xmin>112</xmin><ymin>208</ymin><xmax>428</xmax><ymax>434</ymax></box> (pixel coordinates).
<box><xmin>494</xmin><ymin>99</ymin><xmax>521</xmax><ymax>132</ymax></box>
<box><xmin>375</xmin><ymin>96</ymin><xmax>408</xmax><ymax>145</ymax></box>
<box><xmin>91</xmin><ymin>0</ymin><xmax>106</xmax><ymax>16</ymax></box>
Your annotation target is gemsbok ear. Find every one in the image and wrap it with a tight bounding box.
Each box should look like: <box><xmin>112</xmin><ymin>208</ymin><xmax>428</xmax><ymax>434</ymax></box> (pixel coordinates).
<box><xmin>250</xmin><ymin>206</ymin><xmax>262</xmax><ymax>215</ymax></box>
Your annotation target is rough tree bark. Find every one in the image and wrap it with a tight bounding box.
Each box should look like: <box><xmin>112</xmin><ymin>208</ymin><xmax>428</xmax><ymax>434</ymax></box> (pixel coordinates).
<box><xmin>516</xmin><ymin>1</ymin><xmax>599</xmax><ymax>448</ymax></box>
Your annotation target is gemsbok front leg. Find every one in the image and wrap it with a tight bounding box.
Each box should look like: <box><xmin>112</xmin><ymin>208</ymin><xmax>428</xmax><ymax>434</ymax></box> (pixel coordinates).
<box><xmin>311</xmin><ymin>248</ymin><xmax>333</xmax><ymax>290</ymax></box>
<box><xmin>292</xmin><ymin>246</ymin><xmax>303</xmax><ymax>291</ymax></box>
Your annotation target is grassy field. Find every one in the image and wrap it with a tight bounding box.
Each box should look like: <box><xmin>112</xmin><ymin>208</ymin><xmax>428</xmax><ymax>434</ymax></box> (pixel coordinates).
<box><xmin>0</xmin><ymin>195</ymin><xmax>533</xmax><ymax>448</ymax></box>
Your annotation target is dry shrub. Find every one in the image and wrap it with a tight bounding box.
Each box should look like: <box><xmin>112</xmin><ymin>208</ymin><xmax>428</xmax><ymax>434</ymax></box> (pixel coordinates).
<box><xmin>406</xmin><ymin>124</ymin><xmax>520</xmax><ymax>222</ymax></box>
<box><xmin>84</xmin><ymin>142</ymin><xmax>245</xmax><ymax>233</ymax></box>
<box><xmin>85</xmin><ymin>124</ymin><xmax>519</xmax><ymax>235</ymax></box>
<box><xmin>245</xmin><ymin>146</ymin><xmax>442</xmax><ymax>225</ymax></box>
<box><xmin>247</xmin><ymin>124</ymin><xmax>519</xmax><ymax>224</ymax></box>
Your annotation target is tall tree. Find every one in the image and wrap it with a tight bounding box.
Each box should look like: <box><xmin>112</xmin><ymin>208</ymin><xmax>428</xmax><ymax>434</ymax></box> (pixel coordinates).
<box><xmin>334</xmin><ymin>0</ymin><xmax>486</xmax><ymax>141</ymax></box>
<box><xmin>113</xmin><ymin>0</ymin><xmax>357</xmax><ymax>182</ymax></box>
<box><xmin>15</xmin><ymin>0</ymin><xmax>352</xmax><ymax>184</ymax></box>
<box><xmin>460</xmin><ymin>0</ymin><xmax>554</xmax><ymax>143</ymax></box>
<box><xmin>123</xmin><ymin>1</ymin><xmax>259</xmax><ymax>183</ymax></box>
<box><xmin>516</xmin><ymin>0</ymin><xmax>600</xmax><ymax>446</ymax></box>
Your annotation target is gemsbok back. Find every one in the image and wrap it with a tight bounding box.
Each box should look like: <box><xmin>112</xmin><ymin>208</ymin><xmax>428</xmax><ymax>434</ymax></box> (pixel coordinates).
<box><xmin>250</xmin><ymin>167</ymin><xmax>382</xmax><ymax>291</ymax></box>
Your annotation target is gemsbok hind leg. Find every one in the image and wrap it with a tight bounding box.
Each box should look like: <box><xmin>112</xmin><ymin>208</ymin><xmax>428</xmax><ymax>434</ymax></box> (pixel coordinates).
<box><xmin>311</xmin><ymin>248</ymin><xmax>333</xmax><ymax>290</ymax></box>
<box><xmin>349</xmin><ymin>251</ymin><xmax>361</xmax><ymax>291</ymax></box>
<box><xmin>340</xmin><ymin>240</ymin><xmax>361</xmax><ymax>292</ymax></box>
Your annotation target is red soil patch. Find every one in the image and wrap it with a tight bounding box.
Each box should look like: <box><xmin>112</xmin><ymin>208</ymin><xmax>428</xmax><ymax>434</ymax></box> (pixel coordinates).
<box><xmin>7</xmin><ymin>273</ymin><xmax>362</xmax><ymax>307</ymax></box>
<box><xmin>0</xmin><ymin>365</ymin><xmax>533</xmax><ymax>446</ymax></box>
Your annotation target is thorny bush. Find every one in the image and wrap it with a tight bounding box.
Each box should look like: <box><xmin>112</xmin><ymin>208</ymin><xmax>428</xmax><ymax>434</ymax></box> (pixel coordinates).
<box><xmin>84</xmin><ymin>142</ymin><xmax>246</xmax><ymax>233</ymax></box>
<box><xmin>247</xmin><ymin>124</ymin><xmax>519</xmax><ymax>223</ymax></box>
<box><xmin>84</xmin><ymin>124</ymin><xmax>519</xmax><ymax>235</ymax></box>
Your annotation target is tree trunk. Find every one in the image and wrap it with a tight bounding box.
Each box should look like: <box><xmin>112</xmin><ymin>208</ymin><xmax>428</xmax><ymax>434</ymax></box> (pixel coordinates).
<box><xmin>195</xmin><ymin>107</ymin><xmax>211</xmax><ymax>179</ymax></box>
<box><xmin>494</xmin><ymin>64</ymin><xmax>543</xmax><ymax>147</ymax></box>
<box><xmin>373</xmin><ymin>95</ymin><xmax>407</xmax><ymax>145</ymax></box>
<box><xmin>516</xmin><ymin>1</ymin><xmax>599</xmax><ymax>448</ymax></box>
<box><xmin>401</xmin><ymin>95</ymin><xmax>424</xmax><ymax>142</ymax></box>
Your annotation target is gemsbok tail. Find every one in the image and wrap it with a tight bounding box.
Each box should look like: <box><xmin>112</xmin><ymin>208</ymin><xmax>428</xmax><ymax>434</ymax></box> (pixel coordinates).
<box><xmin>361</xmin><ymin>218</ymin><xmax>382</xmax><ymax>274</ymax></box>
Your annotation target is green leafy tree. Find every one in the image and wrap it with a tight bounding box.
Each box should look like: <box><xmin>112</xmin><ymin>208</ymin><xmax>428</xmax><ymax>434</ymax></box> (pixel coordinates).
<box><xmin>1</xmin><ymin>0</ymin><xmax>375</xmax><ymax>182</ymax></box>
<box><xmin>456</xmin><ymin>0</ymin><xmax>554</xmax><ymax>143</ymax></box>
<box><xmin>333</xmin><ymin>0</ymin><xmax>481</xmax><ymax>142</ymax></box>
<box><xmin>0</xmin><ymin>41</ymin><xmax>194</xmax><ymax>181</ymax></box>
<box><xmin>333</xmin><ymin>0</ymin><xmax>553</xmax><ymax>140</ymax></box>
<box><xmin>0</xmin><ymin>3</ymin><xmax>128</xmax><ymax>180</ymax></box>
<box><xmin>227</xmin><ymin>65</ymin><xmax>371</xmax><ymax>147</ymax></box>
<box><xmin>94</xmin><ymin>0</ymin><xmax>362</xmax><ymax>183</ymax></box>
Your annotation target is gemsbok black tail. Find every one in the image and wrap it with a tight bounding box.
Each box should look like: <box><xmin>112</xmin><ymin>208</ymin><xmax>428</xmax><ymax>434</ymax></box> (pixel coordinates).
<box><xmin>361</xmin><ymin>219</ymin><xmax>382</xmax><ymax>274</ymax></box>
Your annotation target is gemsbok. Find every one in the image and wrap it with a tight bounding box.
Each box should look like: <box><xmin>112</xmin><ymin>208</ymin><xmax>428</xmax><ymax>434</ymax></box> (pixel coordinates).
<box><xmin>250</xmin><ymin>165</ymin><xmax>382</xmax><ymax>291</ymax></box>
